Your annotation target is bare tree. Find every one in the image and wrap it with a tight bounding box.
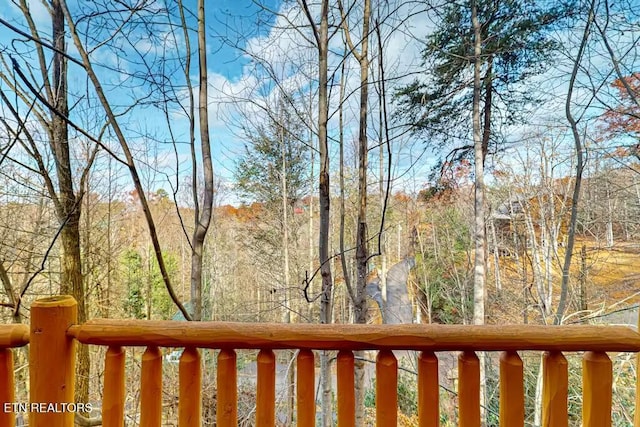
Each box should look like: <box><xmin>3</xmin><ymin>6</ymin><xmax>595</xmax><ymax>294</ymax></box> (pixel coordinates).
<box><xmin>299</xmin><ymin>1</ymin><xmax>334</xmax><ymax>424</ymax></box>
<box><xmin>0</xmin><ymin>0</ymin><xmax>103</xmax><ymax>413</ymax></box>
<box><xmin>190</xmin><ymin>0</ymin><xmax>215</xmax><ymax>322</ymax></box>
<box><xmin>555</xmin><ymin>0</ymin><xmax>595</xmax><ymax>325</ymax></box>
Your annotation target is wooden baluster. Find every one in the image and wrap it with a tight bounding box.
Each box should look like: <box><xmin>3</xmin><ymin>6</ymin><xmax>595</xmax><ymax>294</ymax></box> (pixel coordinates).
<box><xmin>257</xmin><ymin>349</ymin><xmax>276</xmax><ymax>426</ymax></box>
<box><xmin>297</xmin><ymin>350</ymin><xmax>315</xmax><ymax>427</ymax></box>
<box><xmin>418</xmin><ymin>351</ymin><xmax>439</xmax><ymax>427</ymax></box>
<box><xmin>583</xmin><ymin>352</ymin><xmax>612</xmax><ymax>427</ymax></box>
<box><xmin>458</xmin><ymin>351</ymin><xmax>480</xmax><ymax>427</ymax></box>
<box><xmin>217</xmin><ymin>349</ymin><xmax>238</xmax><ymax>427</ymax></box>
<box><xmin>179</xmin><ymin>348</ymin><xmax>201</xmax><ymax>427</ymax></box>
<box><xmin>636</xmin><ymin>313</ymin><xmax>640</xmax><ymax>427</ymax></box>
<box><xmin>337</xmin><ymin>350</ymin><xmax>355</xmax><ymax>427</ymax></box>
<box><xmin>102</xmin><ymin>346</ymin><xmax>125</xmax><ymax>427</ymax></box>
<box><xmin>376</xmin><ymin>350</ymin><xmax>398</xmax><ymax>426</ymax></box>
<box><xmin>0</xmin><ymin>348</ymin><xmax>15</xmax><ymax>427</ymax></box>
<box><xmin>637</xmin><ymin>351</ymin><xmax>640</xmax><ymax>427</ymax></box>
<box><xmin>499</xmin><ymin>351</ymin><xmax>524</xmax><ymax>427</ymax></box>
<box><xmin>542</xmin><ymin>351</ymin><xmax>568</xmax><ymax>427</ymax></box>
<box><xmin>30</xmin><ymin>296</ymin><xmax>77</xmax><ymax>427</ymax></box>
<box><xmin>140</xmin><ymin>346</ymin><xmax>162</xmax><ymax>427</ymax></box>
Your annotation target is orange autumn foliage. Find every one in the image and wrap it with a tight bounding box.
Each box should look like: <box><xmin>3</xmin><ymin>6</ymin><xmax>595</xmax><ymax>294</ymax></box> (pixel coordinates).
<box><xmin>602</xmin><ymin>73</ymin><xmax>640</xmax><ymax>155</ymax></box>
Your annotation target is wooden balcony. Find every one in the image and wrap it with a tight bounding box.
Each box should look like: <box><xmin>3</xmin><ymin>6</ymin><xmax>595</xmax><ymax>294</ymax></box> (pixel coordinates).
<box><xmin>2</xmin><ymin>295</ymin><xmax>640</xmax><ymax>426</ymax></box>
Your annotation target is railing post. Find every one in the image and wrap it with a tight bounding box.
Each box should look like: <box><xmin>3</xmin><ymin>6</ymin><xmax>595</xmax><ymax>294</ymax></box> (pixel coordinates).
<box><xmin>102</xmin><ymin>346</ymin><xmax>125</xmax><ymax>427</ymax></box>
<box><xmin>499</xmin><ymin>351</ymin><xmax>524</xmax><ymax>427</ymax></box>
<box><xmin>582</xmin><ymin>351</ymin><xmax>611</xmax><ymax>427</ymax></box>
<box><xmin>29</xmin><ymin>296</ymin><xmax>77</xmax><ymax>427</ymax></box>
<box><xmin>140</xmin><ymin>346</ymin><xmax>162</xmax><ymax>427</ymax></box>
<box><xmin>458</xmin><ymin>351</ymin><xmax>480</xmax><ymax>427</ymax></box>
<box><xmin>297</xmin><ymin>350</ymin><xmax>315</xmax><ymax>427</ymax></box>
<box><xmin>179</xmin><ymin>347</ymin><xmax>201</xmax><ymax>427</ymax></box>
<box><xmin>542</xmin><ymin>351</ymin><xmax>568</xmax><ymax>427</ymax></box>
<box><xmin>418</xmin><ymin>351</ymin><xmax>439</xmax><ymax>427</ymax></box>
<box><xmin>376</xmin><ymin>350</ymin><xmax>398</xmax><ymax>426</ymax></box>
<box><xmin>256</xmin><ymin>349</ymin><xmax>276</xmax><ymax>426</ymax></box>
<box><xmin>337</xmin><ymin>350</ymin><xmax>355</xmax><ymax>427</ymax></box>
<box><xmin>0</xmin><ymin>348</ymin><xmax>15</xmax><ymax>427</ymax></box>
<box><xmin>636</xmin><ymin>311</ymin><xmax>640</xmax><ymax>427</ymax></box>
<box><xmin>217</xmin><ymin>349</ymin><xmax>238</xmax><ymax>426</ymax></box>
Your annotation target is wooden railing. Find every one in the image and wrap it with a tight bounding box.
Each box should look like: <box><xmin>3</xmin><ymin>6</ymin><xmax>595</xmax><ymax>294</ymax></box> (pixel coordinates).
<box><xmin>2</xmin><ymin>295</ymin><xmax>640</xmax><ymax>426</ymax></box>
<box><xmin>0</xmin><ymin>322</ymin><xmax>28</xmax><ymax>427</ymax></box>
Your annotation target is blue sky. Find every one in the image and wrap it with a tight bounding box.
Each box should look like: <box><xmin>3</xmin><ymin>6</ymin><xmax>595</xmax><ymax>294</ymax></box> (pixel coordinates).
<box><xmin>0</xmin><ymin>0</ymin><xmax>449</xmax><ymax>205</ymax></box>
<box><xmin>205</xmin><ymin>0</ymin><xmax>279</xmax><ymax>79</ymax></box>
<box><xmin>0</xmin><ymin>0</ymin><xmax>283</xmax><ymax>199</ymax></box>
<box><xmin>2</xmin><ymin>0</ymin><xmax>633</xmax><ymax>207</ymax></box>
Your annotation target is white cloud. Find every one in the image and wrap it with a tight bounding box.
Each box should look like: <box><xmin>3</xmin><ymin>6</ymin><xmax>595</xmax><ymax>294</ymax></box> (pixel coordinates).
<box><xmin>2</xmin><ymin>0</ymin><xmax>50</xmax><ymax>29</ymax></box>
<box><xmin>197</xmin><ymin>1</ymin><xmax>443</xmax><ymax>188</ymax></box>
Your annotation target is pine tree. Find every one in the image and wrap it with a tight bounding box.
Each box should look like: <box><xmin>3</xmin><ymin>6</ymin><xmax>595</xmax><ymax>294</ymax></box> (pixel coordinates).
<box><xmin>234</xmin><ymin>107</ymin><xmax>308</xmax><ymax>208</ymax></box>
<box><xmin>396</xmin><ymin>0</ymin><xmax>571</xmax><ymax>163</ymax></box>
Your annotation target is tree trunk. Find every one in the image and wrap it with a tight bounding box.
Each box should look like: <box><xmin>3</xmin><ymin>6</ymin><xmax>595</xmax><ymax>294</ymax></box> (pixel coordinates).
<box><xmin>60</xmin><ymin>0</ymin><xmax>192</xmax><ymax>322</ymax></box>
<box><xmin>490</xmin><ymin>218</ymin><xmax>501</xmax><ymax>292</ymax></box>
<box><xmin>606</xmin><ymin>185</ymin><xmax>614</xmax><ymax>248</ymax></box>
<box><xmin>379</xmin><ymin>98</ymin><xmax>387</xmax><ymax>307</ymax></box>
<box><xmin>280</xmin><ymin>111</ymin><xmax>295</xmax><ymax>423</ymax></box>
<box><xmin>317</xmin><ymin>3</ymin><xmax>331</xmax><ymax>327</ymax></box>
<box><xmin>534</xmin><ymin>355</ymin><xmax>544</xmax><ymax>426</ymax></box>
<box><xmin>52</xmin><ymin>0</ymin><xmax>90</xmax><ymax>418</ymax></box>
<box><xmin>308</xmin><ymin>109</ymin><xmax>315</xmax><ymax>319</ymax></box>
<box><xmin>190</xmin><ymin>0</ymin><xmax>215</xmax><ymax>322</ymax></box>
<box><xmin>525</xmin><ymin>210</ymin><xmax>547</xmax><ymax>316</ymax></box>
<box><xmin>471</xmin><ymin>2</ymin><xmax>486</xmax><ymax>422</ymax></box>
<box><xmin>354</xmin><ymin>0</ymin><xmax>371</xmax><ymax>325</ymax></box>
<box><xmin>353</xmin><ymin>2</ymin><xmax>371</xmax><ymax>424</ymax></box>
<box><xmin>556</xmin><ymin>3</ymin><xmax>593</xmax><ymax>325</ymax></box>
<box><xmin>471</xmin><ymin>0</ymin><xmax>485</xmax><ymax>330</ymax></box>
<box><xmin>580</xmin><ymin>244</ymin><xmax>588</xmax><ymax>312</ymax></box>
<box><xmin>316</xmin><ymin>2</ymin><xmax>333</xmax><ymax>425</ymax></box>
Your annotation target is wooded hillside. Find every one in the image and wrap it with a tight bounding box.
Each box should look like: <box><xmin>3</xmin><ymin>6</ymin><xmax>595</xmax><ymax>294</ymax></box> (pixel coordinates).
<box><xmin>1</xmin><ymin>0</ymin><xmax>639</xmax><ymax>425</ymax></box>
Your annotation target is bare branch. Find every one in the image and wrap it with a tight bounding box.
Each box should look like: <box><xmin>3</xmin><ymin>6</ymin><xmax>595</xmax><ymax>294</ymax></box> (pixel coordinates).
<box><xmin>59</xmin><ymin>0</ymin><xmax>193</xmax><ymax>321</ymax></box>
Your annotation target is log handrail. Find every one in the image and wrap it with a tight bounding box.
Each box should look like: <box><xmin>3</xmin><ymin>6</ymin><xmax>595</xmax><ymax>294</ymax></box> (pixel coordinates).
<box><xmin>0</xmin><ymin>324</ymin><xmax>29</xmax><ymax>348</ymax></box>
<box><xmin>0</xmin><ymin>324</ymin><xmax>28</xmax><ymax>427</ymax></box>
<box><xmin>11</xmin><ymin>296</ymin><xmax>640</xmax><ymax>427</ymax></box>
<box><xmin>67</xmin><ymin>319</ymin><xmax>640</xmax><ymax>352</ymax></box>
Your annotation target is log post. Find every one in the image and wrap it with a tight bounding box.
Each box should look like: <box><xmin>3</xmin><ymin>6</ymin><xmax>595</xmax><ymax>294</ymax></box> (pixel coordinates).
<box><xmin>29</xmin><ymin>295</ymin><xmax>77</xmax><ymax>427</ymax></box>
<box><xmin>499</xmin><ymin>351</ymin><xmax>524</xmax><ymax>427</ymax></box>
<box><xmin>0</xmin><ymin>348</ymin><xmax>15</xmax><ymax>427</ymax></box>
<box><xmin>217</xmin><ymin>349</ymin><xmax>237</xmax><ymax>426</ymax></box>
<box><xmin>376</xmin><ymin>350</ymin><xmax>398</xmax><ymax>426</ymax></box>
<box><xmin>418</xmin><ymin>351</ymin><xmax>439</xmax><ymax>427</ymax></box>
<box><xmin>337</xmin><ymin>350</ymin><xmax>355</xmax><ymax>427</ymax></box>
<box><xmin>458</xmin><ymin>351</ymin><xmax>480</xmax><ymax>427</ymax></box>
<box><xmin>102</xmin><ymin>346</ymin><xmax>125</xmax><ymax>427</ymax></box>
<box><xmin>636</xmin><ymin>311</ymin><xmax>640</xmax><ymax>427</ymax></box>
<box><xmin>139</xmin><ymin>346</ymin><xmax>162</xmax><ymax>427</ymax></box>
<box><xmin>582</xmin><ymin>351</ymin><xmax>611</xmax><ymax>427</ymax></box>
<box><xmin>256</xmin><ymin>349</ymin><xmax>275</xmax><ymax>426</ymax></box>
<box><xmin>179</xmin><ymin>348</ymin><xmax>201</xmax><ymax>427</ymax></box>
<box><xmin>542</xmin><ymin>351</ymin><xmax>568</xmax><ymax>427</ymax></box>
<box><xmin>296</xmin><ymin>350</ymin><xmax>315</xmax><ymax>427</ymax></box>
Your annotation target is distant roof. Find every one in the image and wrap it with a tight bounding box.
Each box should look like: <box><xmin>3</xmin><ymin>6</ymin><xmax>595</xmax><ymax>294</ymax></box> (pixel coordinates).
<box><xmin>172</xmin><ymin>302</ymin><xmax>194</xmax><ymax>321</ymax></box>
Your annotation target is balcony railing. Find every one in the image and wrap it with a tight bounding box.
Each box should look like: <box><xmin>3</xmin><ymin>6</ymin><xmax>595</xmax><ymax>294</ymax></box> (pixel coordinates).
<box><xmin>2</xmin><ymin>295</ymin><xmax>640</xmax><ymax>426</ymax></box>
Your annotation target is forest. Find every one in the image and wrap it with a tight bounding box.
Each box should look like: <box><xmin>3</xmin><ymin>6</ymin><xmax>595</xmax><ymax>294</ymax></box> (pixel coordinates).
<box><xmin>1</xmin><ymin>0</ymin><xmax>640</xmax><ymax>425</ymax></box>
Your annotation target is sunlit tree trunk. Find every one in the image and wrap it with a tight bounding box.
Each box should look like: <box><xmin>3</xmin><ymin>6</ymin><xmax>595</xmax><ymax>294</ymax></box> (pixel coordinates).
<box><xmin>471</xmin><ymin>0</ymin><xmax>486</xmax><ymax>334</ymax></box>
<box><xmin>471</xmin><ymin>1</ymin><xmax>487</xmax><ymax>421</ymax></box>
<box><xmin>189</xmin><ymin>0</ymin><xmax>215</xmax><ymax>322</ymax></box>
